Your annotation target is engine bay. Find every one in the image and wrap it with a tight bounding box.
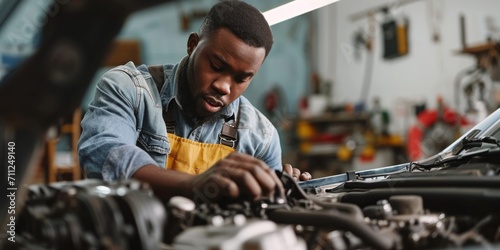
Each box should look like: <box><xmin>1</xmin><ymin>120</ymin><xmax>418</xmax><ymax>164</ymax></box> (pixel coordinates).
<box><xmin>6</xmin><ymin>157</ymin><xmax>500</xmax><ymax>250</ymax></box>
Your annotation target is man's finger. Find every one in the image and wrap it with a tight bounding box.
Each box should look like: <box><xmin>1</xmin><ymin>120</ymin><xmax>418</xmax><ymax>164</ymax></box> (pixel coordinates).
<box><xmin>211</xmin><ymin>173</ymin><xmax>240</xmax><ymax>198</ymax></box>
<box><xmin>292</xmin><ymin>168</ymin><xmax>301</xmax><ymax>181</ymax></box>
<box><xmin>217</xmin><ymin>156</ymin><xmax>276</xmax><ymax>198</ymax></box>
<box><xmin>222</xmin><ymin>152</ymin><xmax>285</xmax><ymax>199</ymax></box>
<box><xmin>283</xmin><ymin>164</ymin><xmax>293</xmax><ymax>176</ymax></box>
<box><xmin>232</xmin><ymin>168</ymin><xmax>263</xmax><ymax>199</ymax></box>
<box><xmin>299</xmin><ymin>172</ymin><xmax>312</xmax><ymax>181</ymax></box>
<box><xmin>191</xmin><ymin>172</ymin><xmax>240</xmax><ymax>201</ymax></box>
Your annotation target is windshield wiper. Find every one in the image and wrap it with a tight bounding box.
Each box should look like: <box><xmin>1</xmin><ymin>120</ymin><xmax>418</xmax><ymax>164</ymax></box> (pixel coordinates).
<box><xmin>412</xmin><ymin>137</ymin><xmax>500</xmax><ymax>170</ymax></box>
<box><xmin>452</xmin><ymin>136</ymin><xmax>500</xmax><ymax>155</ymax></box>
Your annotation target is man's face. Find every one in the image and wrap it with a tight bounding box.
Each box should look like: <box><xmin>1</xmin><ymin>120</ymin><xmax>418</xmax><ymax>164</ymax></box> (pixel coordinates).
<box><xmin>185</xmin><ymin>28</ymin><xmax>266</xmax><ymax>118</ymax></box>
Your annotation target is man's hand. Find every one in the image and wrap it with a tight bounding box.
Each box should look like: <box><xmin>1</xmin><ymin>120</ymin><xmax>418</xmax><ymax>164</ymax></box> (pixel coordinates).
<box><xmin>283</xmin><ymin>164</ymin><xmax>312</xmax><ymax>181</ymax></box>
<box><xmin>187</xmin><ymin>152</ymin><xmax>284</xmax><ymax>202</ymax></box>
<box><xmin>132</xmin><ymin>152</ymin><xmax>285</xmax><ymax>202</ymax></box>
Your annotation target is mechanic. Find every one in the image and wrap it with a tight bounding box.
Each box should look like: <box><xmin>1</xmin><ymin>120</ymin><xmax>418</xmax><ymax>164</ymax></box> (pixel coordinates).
<box><xmin>78</xmin><ymin>1</ymin><xmax>311</xmax><ymax>203</ymax></box>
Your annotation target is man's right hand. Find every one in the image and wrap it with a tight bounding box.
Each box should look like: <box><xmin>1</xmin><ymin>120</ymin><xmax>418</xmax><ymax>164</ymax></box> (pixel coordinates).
<box><xmin>133</xmin><ymin>152</ymin><xmax>284</xmax><ymax>202</ymax></box>
<box><xmin>187</xmin><ymin>152</ymin><xmax>284</xmax><ymax>202</ymax></box>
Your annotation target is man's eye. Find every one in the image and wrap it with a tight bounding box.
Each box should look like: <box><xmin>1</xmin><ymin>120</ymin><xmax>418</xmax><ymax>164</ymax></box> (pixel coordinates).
<box><xmin>210</xmin><ymin>63</ymin><xmax>223</xmax><ymax>72</ymax></box>
<box><xmin>235</xmin><ymin>77</ymin><xmax>250</xmax><ymax>83</ymax></box>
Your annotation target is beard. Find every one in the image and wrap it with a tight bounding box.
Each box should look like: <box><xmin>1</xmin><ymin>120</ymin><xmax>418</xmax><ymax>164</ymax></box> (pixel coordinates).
<box><xmin>177</xmin><ymin>60</ymin><xmax>227</xmax><ymax>126</ymax></box>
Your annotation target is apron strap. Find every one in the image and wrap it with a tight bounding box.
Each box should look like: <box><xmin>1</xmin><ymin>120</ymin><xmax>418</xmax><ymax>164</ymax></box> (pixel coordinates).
<box><xmin>148</xmin><ymin>65</ymin><xmax>164</xmax><ymax>93</ymax></box>
<box><xmin>163</xmin><ymin>102</ymin><xmax>176</xmax><ymax>134</ymax></box>
<box><xmin>148</xmin><ymin>65</ymin><xmax>239</xmax><ymax>148</ymax></box>
<box><xmin>219</xmin><ymin>106</ymin><xmax>239</xmax><ymax>148</ymax></box>
<box><xmin>148</xmin><ymin>65</ymin><xmax>176</xmax><ymax>134</ymax></box>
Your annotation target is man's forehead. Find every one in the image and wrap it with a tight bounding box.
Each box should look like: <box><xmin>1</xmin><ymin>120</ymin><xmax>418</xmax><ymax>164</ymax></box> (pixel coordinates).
<box><xmin>202</xmin><ymin>29</ymin><xmax>265</xmax><ymax>63</ymax></box>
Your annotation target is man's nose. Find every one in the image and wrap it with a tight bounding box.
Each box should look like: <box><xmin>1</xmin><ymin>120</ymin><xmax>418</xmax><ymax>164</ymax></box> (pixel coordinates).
<box><xmin>212</xmin><ymin>75</ymin><xmax>231</xmax><ymax>95</ymax></box>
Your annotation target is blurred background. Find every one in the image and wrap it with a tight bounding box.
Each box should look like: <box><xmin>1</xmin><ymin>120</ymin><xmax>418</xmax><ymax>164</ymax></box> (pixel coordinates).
<box><xmin>1</xmin><ymin>0</ymin><xmax>499</xmax><ymax>182</ymax></box>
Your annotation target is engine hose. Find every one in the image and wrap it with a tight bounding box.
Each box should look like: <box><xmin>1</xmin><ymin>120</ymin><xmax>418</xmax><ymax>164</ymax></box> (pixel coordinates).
<box><xmin>309</xmin><ymin>198</ymin><xmax>364</xmax><ymax>221</ymax></box>
<box><xmin>267</xmin><ymin>208</ymin><xmax>396</xmax><ymax>250</ymax></box>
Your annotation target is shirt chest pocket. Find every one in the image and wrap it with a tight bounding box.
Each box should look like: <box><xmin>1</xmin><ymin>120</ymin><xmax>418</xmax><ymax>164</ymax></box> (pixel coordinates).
<box><xmin>137</xmin><ymin>131</ymin><xmax>170</xmax><ymax>155</ymax></box>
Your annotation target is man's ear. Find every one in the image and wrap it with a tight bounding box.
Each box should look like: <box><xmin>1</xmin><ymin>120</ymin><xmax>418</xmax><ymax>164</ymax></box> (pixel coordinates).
<box><xmin>187</xmin><ymin>32</ymin><xmax>200</xmax><ymax>55</ymax></box>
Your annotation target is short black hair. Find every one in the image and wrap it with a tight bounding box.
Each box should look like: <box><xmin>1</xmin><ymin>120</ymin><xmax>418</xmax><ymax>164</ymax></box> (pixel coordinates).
<box><xmin>200</xmin><ymin>0</ymin><xmax>273</xmax><ymax>57</ymax></box>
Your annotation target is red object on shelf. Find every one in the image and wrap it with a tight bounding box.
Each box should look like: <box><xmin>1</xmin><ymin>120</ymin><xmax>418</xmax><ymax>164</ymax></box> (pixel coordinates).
<box><xmin>310</xmin><ymin>133</ymin><xmax>345</xmax><ymax>144</ymax></box>
<box><xmin>407</xmin><ymin>108</ymin><xmax>468</xmax><ymax>161</ymax></box>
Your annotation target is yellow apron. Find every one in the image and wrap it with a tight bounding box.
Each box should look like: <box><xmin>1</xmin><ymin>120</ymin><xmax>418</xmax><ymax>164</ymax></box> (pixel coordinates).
<box><xmin>166</xmin><ymin>133</ymin><xmax>235</xmax><ymax>175</ymax></box>
<box><xmin>162</xmin><ymin>102</ymin><xmax>239</xmax><ymax>175</ymax></box>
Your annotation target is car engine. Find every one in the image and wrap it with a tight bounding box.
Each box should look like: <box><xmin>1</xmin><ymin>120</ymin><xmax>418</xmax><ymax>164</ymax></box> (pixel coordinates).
<box><xmin>6</xmin><ymin>161</ymin><xmax>500</xmax><ymax>250</ymax></box>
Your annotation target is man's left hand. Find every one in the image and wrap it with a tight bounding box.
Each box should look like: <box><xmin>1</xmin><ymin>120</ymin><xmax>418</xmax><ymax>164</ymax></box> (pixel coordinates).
<box><xmin>283</xmin><ymin>164</ymin><xmax>312</xmax><ymax>181</ymax></box>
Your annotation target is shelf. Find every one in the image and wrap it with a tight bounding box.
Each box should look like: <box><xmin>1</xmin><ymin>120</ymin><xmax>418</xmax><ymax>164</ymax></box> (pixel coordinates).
<box><xmin>300</xmin><ymin>152</ymin><xmax>338</xmax><ymax>158</ymax></box>
<box><xmin>46</xmin><ymin>109</ymin><xmax>82</xmax><ymax>183</ymax></box>
<box><xmin>293</xmin><ymin>112</ymin><xmax>371</xmax><ymax>177</ymax></box>
<box><xmin>300</xmin><ymin>143</ymin><xmax>339</xmax><ymax>156</ymax></box>
<box><xmin>298</xmin><ymin>112</ymin><xmax>370</xmax><ymax>124</ymax></box>
<box><xmin>456</xmin><ymin>42</ymin><xmax>500</xmax><ymax>56</ymax></box>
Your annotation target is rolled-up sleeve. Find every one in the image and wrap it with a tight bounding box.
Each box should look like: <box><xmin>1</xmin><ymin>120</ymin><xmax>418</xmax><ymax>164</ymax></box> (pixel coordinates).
<box><xmin>78</xmin><ymin>69</ymin><xmax>156</xmax><ymax>180</ymax></box>
<box><xmin>101</xmin><ymin>145</ymin><xmax>157</xmax><ymax>180</ymax></box>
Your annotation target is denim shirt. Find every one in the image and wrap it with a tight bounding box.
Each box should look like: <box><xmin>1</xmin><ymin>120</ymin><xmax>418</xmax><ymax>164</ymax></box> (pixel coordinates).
<box><xmin>78</xmin><ymin>57</ymin><xmax>283</xmax><ymax>180</ymax></box>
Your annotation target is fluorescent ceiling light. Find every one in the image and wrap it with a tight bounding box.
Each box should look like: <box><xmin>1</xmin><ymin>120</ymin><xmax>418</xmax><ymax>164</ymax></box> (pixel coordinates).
<box><xmin>263</xmin><ymin>0</ymin><xmax>340</xmax><ymax>26</ymax></box>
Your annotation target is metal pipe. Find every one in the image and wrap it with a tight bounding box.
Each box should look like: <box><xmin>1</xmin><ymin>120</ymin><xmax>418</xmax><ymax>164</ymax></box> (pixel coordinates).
<box><xmin>267</xmin><ymin>208</ymin><xmax>396</xmax><ymax>250</ymax></box>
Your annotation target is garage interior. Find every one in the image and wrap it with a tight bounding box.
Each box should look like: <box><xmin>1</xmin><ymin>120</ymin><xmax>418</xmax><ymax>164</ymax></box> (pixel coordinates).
<box><xmin>1</xmin><ymin>0</ymin><xmax>500</xmax><ymax>249</ymax></box>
